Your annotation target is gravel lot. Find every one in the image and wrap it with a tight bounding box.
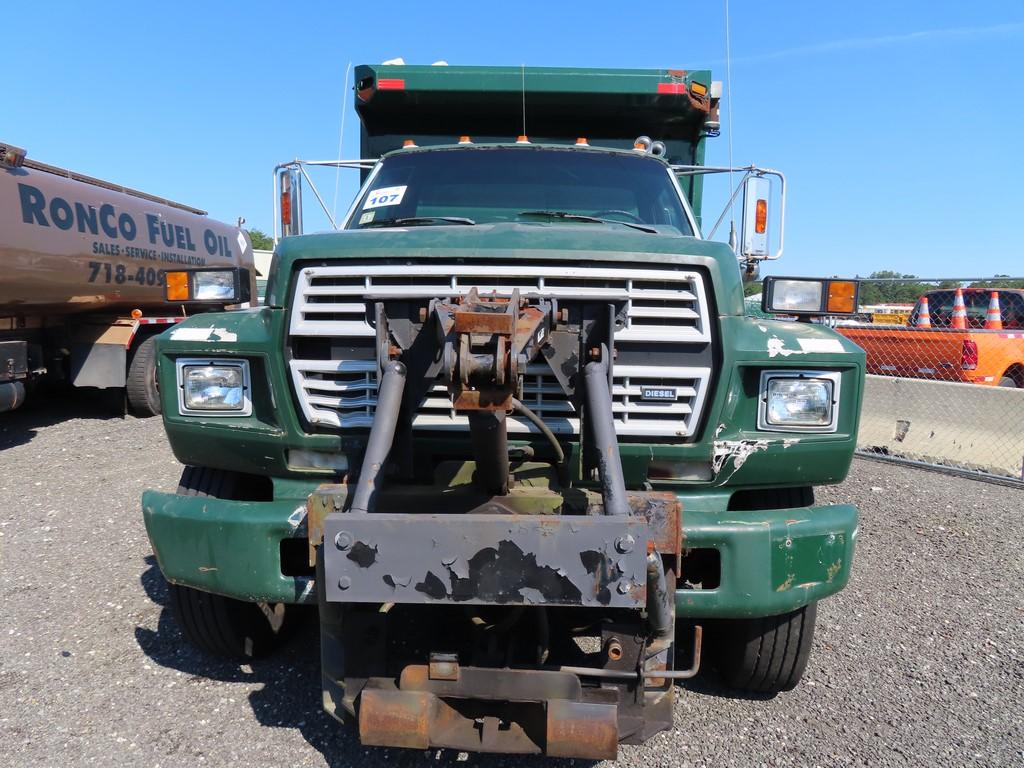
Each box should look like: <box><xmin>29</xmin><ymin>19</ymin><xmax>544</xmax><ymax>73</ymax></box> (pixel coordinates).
<box><xmin>1</xmin><ymin>394</ymin><xmax>1021</xmax><ymax>767</ymax></box>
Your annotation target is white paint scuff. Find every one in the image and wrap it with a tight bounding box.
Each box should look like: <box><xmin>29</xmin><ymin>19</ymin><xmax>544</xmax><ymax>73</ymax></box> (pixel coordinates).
<box><xmin>169</xmin><ymin>326</ymin><xmax>238</xmax><ymax>342</ymax></box>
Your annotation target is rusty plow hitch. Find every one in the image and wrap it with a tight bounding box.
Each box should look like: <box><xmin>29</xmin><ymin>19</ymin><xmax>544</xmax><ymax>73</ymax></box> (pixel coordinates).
<box><xmin>313</xmin><ymin>289</ymin><xmax>690</xmax><ymax>758</ymax></box>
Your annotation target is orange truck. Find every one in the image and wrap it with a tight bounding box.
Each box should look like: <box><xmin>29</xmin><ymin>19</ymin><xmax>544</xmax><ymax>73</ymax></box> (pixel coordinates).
<box><xmin>837</xmin><ymin>288</ymin><xmax>1024</xmax><ymax>388</ymax></box>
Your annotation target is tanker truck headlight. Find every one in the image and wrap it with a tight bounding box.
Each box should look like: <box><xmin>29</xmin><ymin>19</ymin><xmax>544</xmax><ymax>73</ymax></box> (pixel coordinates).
<box><xmin>176</xmin><ymin>359</ymin><xmax>252</xmax><ymax>416</ymax></box>
<box><xmin>757</xmin><ymin>370</ymin><xmax>840</xmax><ymax>432</ymax></box>
<box><xmin>192</xmin><ymin>270</ymin><xmax>237</xmax><ymax>301</ymax></box>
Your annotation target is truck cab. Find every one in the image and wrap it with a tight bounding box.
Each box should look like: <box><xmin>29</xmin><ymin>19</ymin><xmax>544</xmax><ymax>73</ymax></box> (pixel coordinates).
<box><xmin>142</xmin><ymin>65</ymin><xmax>864</xmax><ymax>759</ymax></box>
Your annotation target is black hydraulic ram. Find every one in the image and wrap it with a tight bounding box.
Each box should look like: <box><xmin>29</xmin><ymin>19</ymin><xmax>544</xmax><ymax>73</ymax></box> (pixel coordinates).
<box><xmin>349</xmin><ymin>360</ymin><xmax>407</xmax><ymax>514</ymax></box>
<box><xmin>583</xmin><ymin>358</ymin><xmax>630</xmax><ymax>517</ymax></box>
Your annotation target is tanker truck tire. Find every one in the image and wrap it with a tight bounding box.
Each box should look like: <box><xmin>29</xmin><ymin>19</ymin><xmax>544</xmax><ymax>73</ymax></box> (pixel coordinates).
<box><xmin>998</xmin><ymin>376</ymin><xmax>1018</xmax><ymax>388</ymax></box>
<box><xmin>127</xmin><ymin>335</ymin><xmax>161</xmax><ymax>417</ymax></box>
<box><xmin>711</xmin><ymin>602</ymin><xmax>817</xmax><ymax>695</ymax></box>
<box><xmin>165</xmin><ymin>466</ymin><xmax>297</xmax><ymax>659</ymax></box>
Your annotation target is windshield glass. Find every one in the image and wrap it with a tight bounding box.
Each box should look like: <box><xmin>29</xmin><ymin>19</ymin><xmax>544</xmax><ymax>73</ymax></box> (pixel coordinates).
<box><xmin>345</xmin><ymin>147</ymin><xmax>693</xmax><ymax>234</ymax></box>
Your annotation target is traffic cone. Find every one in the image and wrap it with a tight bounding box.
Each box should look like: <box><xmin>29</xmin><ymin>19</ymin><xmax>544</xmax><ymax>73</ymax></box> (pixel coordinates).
<box><xmin>916</xmin><ymin>296</ymin><xmax>931</xmax><ymax>328</ymax></box>
<box><xmin>985</xmin><ymin>291</ymin><xmax>1003</xmax><ymax>330</ymax></box>
<box><xmin>951</xmin><ymin>288</ymin><xmax>967</xmax><ymax>329</ymax></box>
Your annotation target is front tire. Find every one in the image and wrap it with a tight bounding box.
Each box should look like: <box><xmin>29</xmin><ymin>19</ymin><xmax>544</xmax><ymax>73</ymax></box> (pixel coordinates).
<box><xmin>126</xmin><ymin>334</ymin><xmax>161</xmax><ymax>417</ymax></box>
<box><xmin>166</xmin><ymin>466</ymin><xmax>295</xmax><ymax>659</ymax></box>
<box><xmin>712</xmin><ymin>602</ymin><xmax>817</xmax><ymax>694</ymax></box>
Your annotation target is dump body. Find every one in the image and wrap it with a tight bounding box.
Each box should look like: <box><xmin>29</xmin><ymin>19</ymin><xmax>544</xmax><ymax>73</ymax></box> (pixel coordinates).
<box><xmin>142</xmin><ymin>64</ymin><xmax>863</xmax><ymax>759</ymax></box>
<box><xmin>838</xmin><ymin>289</ymin><xmax>1024</xmax><ymax>386</ymax></box>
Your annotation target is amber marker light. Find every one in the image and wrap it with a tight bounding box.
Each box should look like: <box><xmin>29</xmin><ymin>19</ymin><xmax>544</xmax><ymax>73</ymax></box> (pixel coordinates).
<box><xmin>755</xmin><ymin>199</ymin><xmax>768</xmax><ymax>234</ymax></box>
<box><xmin>575</xmin><ymin>137</ymin><xmax>589</xmax><ymax>146</ymax></box>
<box><xmin>827</xmin><ymin>280</ymin><xmax>858</xmax><ymax>314</ymax></box>
<box><xmin>130</xmin><ymin>308</ymin><xmax>143</xmax><ymax>319</ymax></box>
<box><xmin>458</xmin><ymin>135</ymin><xmax>472</xmax><ymax>144</ymax></box>
<box><xmin>402</xmin><ymin>139</ymin><xmax>417</xmax><ymax>148</ymax></box>
<box><xmin>516</xmin><ymin>135</ymin><xmax>530</xmax><ymax>144</ymax></box>
<box><xmin>166</xmin><ymin>271</ymin><xmax>189</xmax><ymax>302</ymax></box>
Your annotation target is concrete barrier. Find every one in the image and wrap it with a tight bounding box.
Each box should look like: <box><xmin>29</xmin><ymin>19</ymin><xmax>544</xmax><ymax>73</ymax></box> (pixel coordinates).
<box><xmin>858</xmin><ymin>375</ymin><xmax>1024</xmax><ymax>480</ymax></box>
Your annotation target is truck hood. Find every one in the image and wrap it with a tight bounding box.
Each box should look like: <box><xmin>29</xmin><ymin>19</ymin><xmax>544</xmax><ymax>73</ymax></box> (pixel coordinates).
<box><xmin>268</xmin><ymin>223</ymin><xmax>745</xmax><ymax>315</ymax></box>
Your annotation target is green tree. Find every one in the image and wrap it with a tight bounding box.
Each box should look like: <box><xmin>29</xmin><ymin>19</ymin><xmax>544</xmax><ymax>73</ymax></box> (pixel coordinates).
<box><xmin>247</xmin><ymin>229</ymin><xmax>274</xmax><ymax>250</ymax></box>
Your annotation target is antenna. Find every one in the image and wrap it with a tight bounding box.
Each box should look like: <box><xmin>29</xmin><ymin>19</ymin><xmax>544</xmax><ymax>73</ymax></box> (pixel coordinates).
<box><xmin>331</xmin><ymin>61</ymin><xmax>353</xmax><ymax>227</ymax></box>
<box><xmin>724</xmin><ymin>0</ymin><xmax>737</xmax><ymax>244</ymax></box>
<box><xmin>521</xmin><ymin>63</ymin><xmax>527</xmax><ymax>137</ymax></box>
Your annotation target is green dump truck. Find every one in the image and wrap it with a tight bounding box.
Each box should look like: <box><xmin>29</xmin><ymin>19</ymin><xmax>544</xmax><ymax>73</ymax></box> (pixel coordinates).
<box><xmin>142</xmin><ymin>65</ymin><xmax>865</xmax><ymax>759</ymax></box>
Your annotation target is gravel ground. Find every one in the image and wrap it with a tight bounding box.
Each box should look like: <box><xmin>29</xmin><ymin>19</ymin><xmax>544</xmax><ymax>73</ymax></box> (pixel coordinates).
<box><xmin>1</xmin><ymin>394</ymin><xmax>1022</xmax><ymax>767</ymax></box>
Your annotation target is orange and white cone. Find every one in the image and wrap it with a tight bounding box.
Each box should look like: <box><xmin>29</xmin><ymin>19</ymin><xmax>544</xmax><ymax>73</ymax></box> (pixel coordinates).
<box><xmin>951</xmin><ymin>288</ymin><xmax>968</xmax><ymax>329</ymax></box>
<box><xmin>985</xmin><ymin>291</ymin><xmax>1003</xmax><ymax>330</ymax></box>
<box><xmin>916</xmin><ymin>296</ymin><xmax>932</xmax><ymax>328</ymax></box>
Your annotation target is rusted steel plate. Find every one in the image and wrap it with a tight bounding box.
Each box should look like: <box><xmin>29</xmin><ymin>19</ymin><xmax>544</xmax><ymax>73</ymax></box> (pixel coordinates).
<box><xmin>400</xmin><ymin>665</ymin><xmax>583</xmax><ymax>702</ymax></box>
<box><xmin>452</xmin><ymin>310</ymin><xmax>515</xmax><ymax>335</ymax></box>
<box><xmin>322</xmin><ymin>513</ymin><xmax>650</xmax><ymax>607</ymax></box>
<box><xmin>451</xmin><ymin>389</ymin><xmax>512</xmax><ymax>411</ymax></box>
<box><xmin>585</xmin><ymin>491</ymin><xmax>683</xmax><ymax>555</ymax></box>
<box><xmin>358</xmin><ymin>689</ymin><xmax>433</xmax><ymax>750</ymax></box>
<box><xmin>546</xmin><ymin>700</ymin><xmax>619</xmax><ymax>760</ymax></box>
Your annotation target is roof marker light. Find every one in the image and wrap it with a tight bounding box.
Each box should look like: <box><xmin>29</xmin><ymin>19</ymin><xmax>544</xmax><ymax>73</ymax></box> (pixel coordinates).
<box><xmin>458</xmin><ymin>136</ymin><xmax>472</xmax><ymax>144</ymax></box>
<box><xmin>516</xmin><ymin>135</ymin><xmax>530</xmax><ymax>144</ymax></box>
<box><xmin>575</xmin><ymin>137</ymin><xmax>589</xmax><ymax>146</ymax></box>
<box><xmin>130</xmin><ymin>308</ymin><xmax>143</xmax><ymax>319</ymax></box>
<box><xmin>377</xmin><ymin>78</ymin><xmax>405</xmax><ymax>91</ymax></box>
<box><xmin>402</xmin><ymin>139</ymin><xmax>418</xmax><ymax>148</ymax></box>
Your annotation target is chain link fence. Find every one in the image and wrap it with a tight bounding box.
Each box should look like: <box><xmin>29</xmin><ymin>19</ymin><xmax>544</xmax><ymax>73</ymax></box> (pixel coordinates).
<box><xmin>832</xmin><ymin>277</ymin><xmax>1024</xmax><ymax>484</ymax></box>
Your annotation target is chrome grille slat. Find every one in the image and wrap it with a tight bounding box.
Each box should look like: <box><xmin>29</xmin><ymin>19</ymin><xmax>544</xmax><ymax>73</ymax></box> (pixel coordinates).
<box><xmin>289</xmin><ymin>264</ymin><xmax>712</xmax><ymax>438</ymax></box>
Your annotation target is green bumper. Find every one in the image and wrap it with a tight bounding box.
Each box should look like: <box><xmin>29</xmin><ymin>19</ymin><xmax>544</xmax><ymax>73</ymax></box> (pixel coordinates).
<box><xmin>142</xmin><ymin>491</ymin><xmax>316</xmax><ymax>604</ymax></box>
<box><xmin>143</xmin><ymin>490</ymin><xmax>856</xmax><ymax>616</ymax></box>
<box><xmin>676</xmin><ymin>504</ymin><xmax>858</xmax><ymax>619</ymax></box>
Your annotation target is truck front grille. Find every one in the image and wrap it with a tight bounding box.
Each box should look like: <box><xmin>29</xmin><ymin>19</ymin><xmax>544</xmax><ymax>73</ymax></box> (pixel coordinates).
<box><xmin>288</xmin><ymin>263</ymin><xmax>713</xmax><ymax>438</ymax></box>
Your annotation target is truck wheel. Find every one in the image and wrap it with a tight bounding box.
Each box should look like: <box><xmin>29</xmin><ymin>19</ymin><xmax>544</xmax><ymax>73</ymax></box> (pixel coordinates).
<box><xmin>166</xmin><ymin>466</ymin><xmax>295</xmax><ymax>659</ymax></box>
<box><xmin>126</xmin><ymin>334</ymin><xmax>161</xmax><ymax>417</ymax></box>
<box><xmin>998</xmin><ymin>376</ymin><xmax>1018</xmax><ymax>388</ymax></box>
<box><xmin>712</xmin><ymin>602</ymin><xmax>817</xmax><ymax>694</ymax></box>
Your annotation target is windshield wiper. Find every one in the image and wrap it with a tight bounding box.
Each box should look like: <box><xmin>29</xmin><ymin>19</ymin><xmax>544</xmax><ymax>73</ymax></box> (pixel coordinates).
<box><xmin>517</xmin><ymin>210</ymin><xmax>656</xmax><ymax>234</ymax></box>
<box><xmin>361</xmin><ymin>216</ymin><xmax>476</xmax><ymax>228</ymax></box>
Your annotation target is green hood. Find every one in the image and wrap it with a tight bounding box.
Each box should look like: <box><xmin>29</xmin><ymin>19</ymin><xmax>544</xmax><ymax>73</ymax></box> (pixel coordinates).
<box><xmin>267</xmin><ymin>222</ymin><xmax>745</xmax><ymax>315</ymax></box>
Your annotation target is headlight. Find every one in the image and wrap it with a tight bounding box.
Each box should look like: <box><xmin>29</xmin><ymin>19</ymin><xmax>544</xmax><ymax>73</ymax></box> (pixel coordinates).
<box><xmin>758</xmin><ymin>370</ymin><xmax>840</xmax><ymax>432</ymax></box>
<box><xmin>176</xmin><ymin>358</ymin><xmax>251</xmax><ymax>416</ymax></box>
<box><xmin>192</xmin><ymin>271</ymin><xmax>237</xmax><ymax>301</ymax></box>
<box><xmin>761</xmin><ymin>277</ymin><xmax>859</xmax><ymax>316</ymax></box>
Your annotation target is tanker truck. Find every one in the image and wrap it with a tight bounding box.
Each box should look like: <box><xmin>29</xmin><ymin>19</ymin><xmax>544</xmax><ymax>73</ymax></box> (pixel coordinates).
<box><xmin>142</xmin><ymin>65</ymin><xmax>864</xmax><ymax>759</ymax></box>
<box><xmin>0</xmin><ymin>142</ymin><xmax>254</xmax><ymax>415</ymax></box>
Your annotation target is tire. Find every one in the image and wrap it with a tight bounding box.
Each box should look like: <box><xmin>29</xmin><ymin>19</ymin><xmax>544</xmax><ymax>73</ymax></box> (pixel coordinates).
<box><xmin>166</xmin><ymin>466</ymin><xmax>295</xmax><ymax>659</ymax></box>
<box><xmin>998</xmin><ymin>376</ymin><xmax>1018</xmax><ymax>388</ymax></box>
<box><xmin>712</xmin><ymin>602</ymin><xmax>818</xmax><ymax>694</ymax></box>
<box><xmin>126</xmin><ymin>334</ymin><xmax>161</xmax><ymax>417</ymax></box>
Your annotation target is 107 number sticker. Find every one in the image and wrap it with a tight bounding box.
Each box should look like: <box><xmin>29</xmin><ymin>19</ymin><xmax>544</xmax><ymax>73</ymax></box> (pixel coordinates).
<box><xmin>363</xmin><ymin>185</ymin><xmax>407</xmax><ymax>209</ymax></box>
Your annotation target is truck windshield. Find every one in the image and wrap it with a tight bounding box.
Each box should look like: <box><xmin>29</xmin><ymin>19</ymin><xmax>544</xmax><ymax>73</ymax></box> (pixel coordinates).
<box><xmin>346</xmin><ymin>147</ymin><xmax>693</xmax><ymax>234</ymax></box>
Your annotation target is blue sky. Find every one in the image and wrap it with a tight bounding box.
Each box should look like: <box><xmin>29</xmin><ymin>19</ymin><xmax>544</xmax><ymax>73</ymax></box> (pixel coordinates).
<box><xmin>4</xmin><ymin>1</ymin><xmax>1022</xmax><ymax>278</ymax></box>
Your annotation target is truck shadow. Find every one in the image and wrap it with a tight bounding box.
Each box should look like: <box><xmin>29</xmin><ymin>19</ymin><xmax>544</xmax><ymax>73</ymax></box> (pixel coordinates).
<box><xmin>0</xmin><ymin>387</ymin><xmax>124</xmax><ymax>450</ymax></box>
<box><xmin>134</xmin><ymin>556</ymin><xmax>591</xmax><ymax>768</ymax></box>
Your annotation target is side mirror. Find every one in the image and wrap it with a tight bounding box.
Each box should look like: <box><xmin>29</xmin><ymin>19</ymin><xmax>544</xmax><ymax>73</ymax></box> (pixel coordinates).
<box><xmin>278</xmin><ymin>167</ymin><xmax>303</xmax><ymax>238</ymax></box>
<box><xmin>740</xmin><ymin>175</ymin><xmax>771</xmax><ymax>260</ymax></box>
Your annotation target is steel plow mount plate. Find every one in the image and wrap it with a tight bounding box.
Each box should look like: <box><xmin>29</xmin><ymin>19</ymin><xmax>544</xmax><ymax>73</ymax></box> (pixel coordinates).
<box><xmin>322</xmin><ymin>512</ymin><xmax>652</xmax><ymax>607</ymax></box>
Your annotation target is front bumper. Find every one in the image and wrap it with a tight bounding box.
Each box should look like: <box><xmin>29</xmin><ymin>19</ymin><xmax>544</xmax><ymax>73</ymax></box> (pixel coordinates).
<box><xmin>142</xmin><ymin>490</ymin><xmax>857</xmax><ymax>616</ymax></box>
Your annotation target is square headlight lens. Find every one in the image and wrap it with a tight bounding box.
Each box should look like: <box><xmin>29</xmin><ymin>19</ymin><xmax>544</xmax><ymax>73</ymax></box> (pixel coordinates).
<box><xmin>765</xmin><ymin>377</ymin><xmax>833</xmax><ymax>426</ymax></box>
<box><xmin>769</xmin><ymin>279</ymin><xmax>824</xmax><ymax>313</ymax></box>
<box><xmin>192</xmin><ymin>270</ymin><xmax>237</xmax><ymax>301</ymax></box>
<box><xmin>182</xmin><ymin>364</ymin><xmax>246</xmax><ymax>410</ymax></box>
